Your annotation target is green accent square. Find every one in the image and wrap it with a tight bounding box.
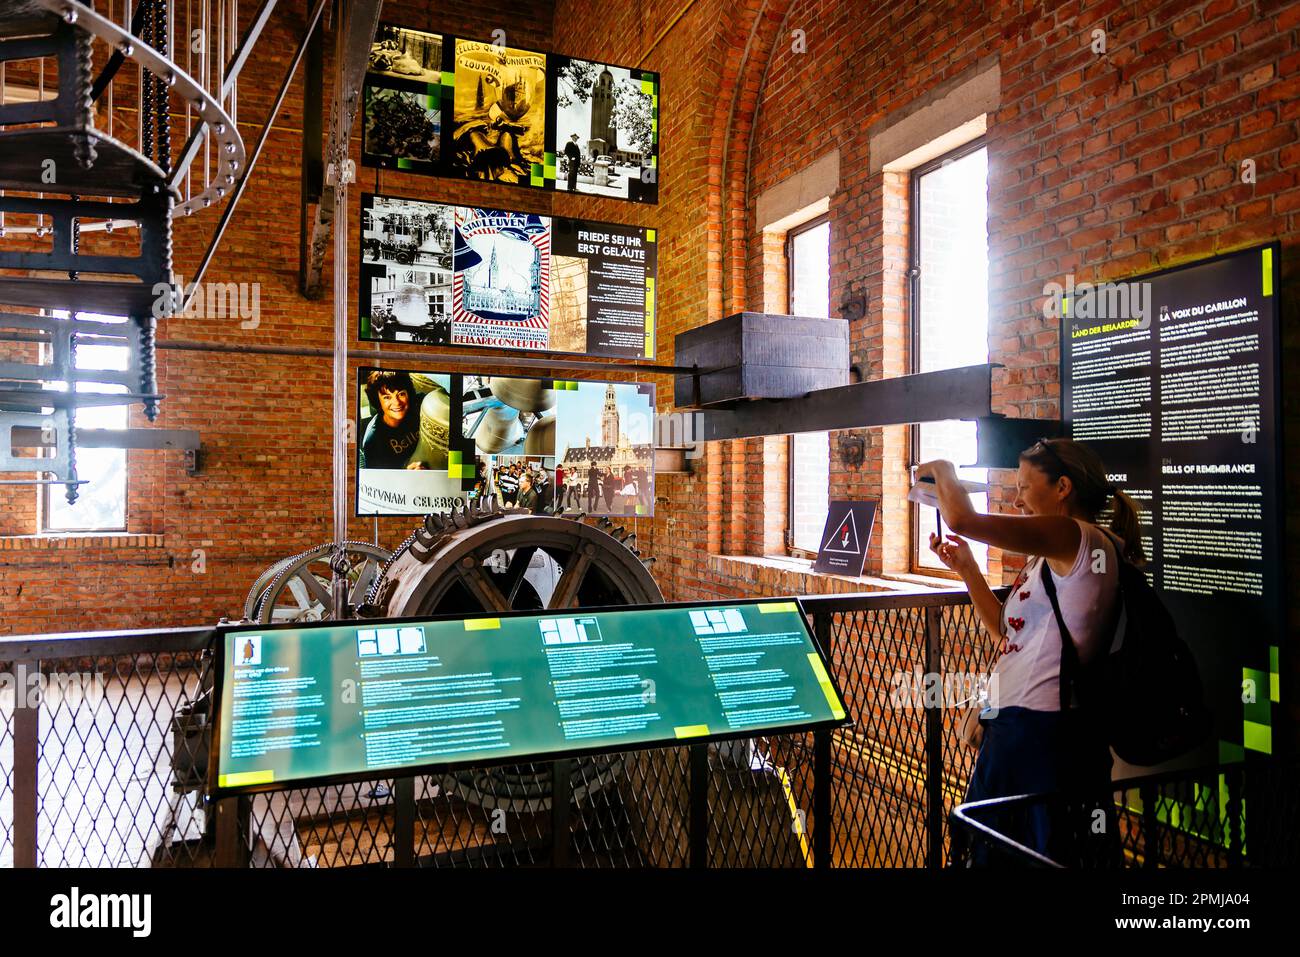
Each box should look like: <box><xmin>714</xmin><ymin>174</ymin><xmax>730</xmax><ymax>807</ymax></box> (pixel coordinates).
<box><xmin>1271</xmin><ymin>673</ymin><xmax>1280</xmax><ymax>703</ymax></box>
<box><xmin>545</xmin><ymin>151</ymin><xmax>555</xmax><ymax>164</ymax></box>
<box><xmin>641</xmin><ymin>78</ymin><xmax>653</xmax><ymax>94</ymax></box>
<box><xmin>646</xmin><ymin>229</ymin><xmax>656</xmax><ymax>243</ymax></box>
<box><xmin>448</xmin><ymin>450</ymin><xmax>462</xmax><ymax>465</ymax></box>
<box><xmin>1243</xmin><ymin>720</ymin><xmax>1272</xmax><ymax>753</ymax></box>
<box><xmin>1263</xmin><ymin>247</ymin><xmax>1273</xmax><ymax>296</ymax></box>
<box><xmin>1219</xmin><ymin>740</ymin><xmax>1245</xmax><ymax>763</ymax></box>
<box><xmin>1270</xmin><ymin>645</ymin><xmax>1279</xmax><ymax>671</ymax></box>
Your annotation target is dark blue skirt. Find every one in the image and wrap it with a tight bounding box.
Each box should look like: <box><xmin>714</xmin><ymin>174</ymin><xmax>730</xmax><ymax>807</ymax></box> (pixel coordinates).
<box><xmin>961</xmin><ymin>706</ymin><xmax>1115</xmax><ymax>866</ymax></box>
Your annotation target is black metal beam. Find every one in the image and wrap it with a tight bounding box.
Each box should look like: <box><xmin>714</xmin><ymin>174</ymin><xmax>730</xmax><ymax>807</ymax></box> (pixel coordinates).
<box><xmin>302</xmin><ymin>0</ymin><xmax>384</xmax><ymax>298</ymax></box>
<box><xmin>696</xmin><ymin>363</ymin><xmax>997</xmax><ymax>440</ymax></box>
<box><xmin>11</xmin><ymin>427</ymin><xmax>200</xmax><ymax>450</ymax></box>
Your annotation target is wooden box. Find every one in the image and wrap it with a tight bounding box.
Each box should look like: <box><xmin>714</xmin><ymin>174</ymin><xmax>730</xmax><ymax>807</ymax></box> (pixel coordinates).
<box><xmin>673</xmin><ymin>312</ymin><xmax>850</xmax><ymax>408</ymax></box>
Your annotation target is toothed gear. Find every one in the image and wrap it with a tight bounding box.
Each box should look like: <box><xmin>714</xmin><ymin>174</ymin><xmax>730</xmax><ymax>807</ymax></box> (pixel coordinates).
<box><xmin>243</xmin><ymin>541</ymin><xmax>393</xmax><ymax>624</ymax></box>
<box><xmin>356</xmin><ymin>501</ymin><xmax>661</xmax><ymax>812</ymax></box>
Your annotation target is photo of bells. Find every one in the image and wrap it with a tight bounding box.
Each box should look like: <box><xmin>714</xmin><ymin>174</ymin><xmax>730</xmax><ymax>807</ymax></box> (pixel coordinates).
<box><xmin>463</xmin><ymin>377</ymin><xmax>556</xmax><ymax>456</ymax></box>
<box><xmin>407</xmin><ymin>374</ymin><xmax>452</xmax><ymax>469</ymax></box>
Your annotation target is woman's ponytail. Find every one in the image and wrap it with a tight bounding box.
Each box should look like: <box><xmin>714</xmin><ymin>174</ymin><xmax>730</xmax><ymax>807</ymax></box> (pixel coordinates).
<box><xmin>1108</xmin><ymin>487</ymin><xmax>1145</xmax><ymax>566</ymax></box>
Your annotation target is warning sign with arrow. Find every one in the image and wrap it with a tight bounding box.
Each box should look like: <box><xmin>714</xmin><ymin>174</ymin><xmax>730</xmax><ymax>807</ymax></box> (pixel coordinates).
<box><xmin>813</xmin><ymin>500</ymin><xmax>877</xmax><ymax>577</ymax></box>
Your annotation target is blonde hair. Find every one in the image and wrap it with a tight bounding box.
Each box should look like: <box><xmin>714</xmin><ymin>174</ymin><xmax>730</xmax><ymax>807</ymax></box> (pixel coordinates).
<box><xmin>1019</xmin><ymin>437</ymin><xmax>1145</xmax><ymax>565</ymax></box>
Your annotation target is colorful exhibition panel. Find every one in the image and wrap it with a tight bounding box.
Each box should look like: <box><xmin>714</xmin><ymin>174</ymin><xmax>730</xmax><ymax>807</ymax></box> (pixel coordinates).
<box><xmin>361</xmin><ymin>24</ymin><xmax>660</xmax><ymax>203</ymax></box>
<box><xmin>359</xmin><ymin>194</ymin><xmax>656</xmax><ymax>359</ymax></box>
<box><xmin>357</xmin><ymin>368</ymin><xmax>656</xmax><ymax>520</ymax></box>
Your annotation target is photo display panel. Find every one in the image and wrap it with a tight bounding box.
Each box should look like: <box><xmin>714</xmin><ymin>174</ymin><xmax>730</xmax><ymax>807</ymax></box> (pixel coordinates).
<box><xmin>357</xmin><ymin>367</ymin><xmax>656</xmax><ymax>520</ymax></box>
<box><xmin>212</xmin><ymin>600</ymin><xmax>847</xmax><ymax>794</ymax></box>
<box><xmin>360</xmin><ymin>23</ymin><xmax>660</xmax><ymax>204</ymax></box>
<box><xmin>1061</xmin><ymin>242</ymin><xmax>1283</xmax><ymax>766</ymax></box>
<box><xmin>359</xmin><ymin>193</ymin><xmax>657</xmax><ymax>359</ymax></box>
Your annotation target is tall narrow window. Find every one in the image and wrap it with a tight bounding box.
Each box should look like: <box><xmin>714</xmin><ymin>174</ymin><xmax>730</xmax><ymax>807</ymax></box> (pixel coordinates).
<box><xmin>786</xmin><ymin>216</ymin><xmax>831</xmax><ymax>555</ymax></box>
<box><xmin>41</xmin><ymin>318</ymin><xmax>130</xmax><ymax>532</ymax></box>
<box><xmin>910</xmin><ymin>142</ymin><xmax>989</xmax><ymax>572</ymax></box>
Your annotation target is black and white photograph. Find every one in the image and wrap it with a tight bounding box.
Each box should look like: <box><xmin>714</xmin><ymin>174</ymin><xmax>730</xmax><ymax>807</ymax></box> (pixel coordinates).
<box><xmin>368</xmin><ymin>24</ymin><xmax>443</xmax><ymax>83</ymax></box>
<box><xmin>362</xmin><ymin>83</ymin><xmax>441</xmax><ymax>172</ymax></box>
<box><xmin>360</xmin><ymin>194</ymin><xmax>454</xmax><ymax>343</ymax></box>
<box><xmin>553</xmin><ymin>57</ymin><xmax>658</xmax><ymax>202</ymax></box>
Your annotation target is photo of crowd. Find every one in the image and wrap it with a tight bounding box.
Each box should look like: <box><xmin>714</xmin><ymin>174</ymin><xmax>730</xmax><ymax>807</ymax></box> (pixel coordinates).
<box><xmin>555</xmin><ymin>380</ymin><xmax>655</xmax><ymax>517</ymax></box>
<box><xmin>478</xmin><ymin>455</ymin><xmax>556</xmax><ymax>514</ymax></box>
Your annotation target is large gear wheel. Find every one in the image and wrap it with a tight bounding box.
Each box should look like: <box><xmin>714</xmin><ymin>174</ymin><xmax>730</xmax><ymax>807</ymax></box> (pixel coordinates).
<box><xmin>243</xmin><ymin>541</ymin><xmax>393</xmax><ymax>624</ymax></box>
<box><xmin>360</xmin><ymin>497</ymin><xmax>662</xmax><ymax>813</ymax></box>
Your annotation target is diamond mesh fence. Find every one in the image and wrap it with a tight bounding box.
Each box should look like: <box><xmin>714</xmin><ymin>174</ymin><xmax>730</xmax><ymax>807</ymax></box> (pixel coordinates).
<box><xmin>4</xmin><ymin>591</ymin><xmax>1279</xmax><ymax>869</ymax></box>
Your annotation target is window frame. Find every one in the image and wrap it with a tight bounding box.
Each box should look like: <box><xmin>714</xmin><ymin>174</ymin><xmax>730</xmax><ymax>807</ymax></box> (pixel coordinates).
<box><xmin>907</xmin><ymin>136</ymin><xmax>988</xmax><ymax>577</ymax></box>
<box><xmin>36</xmin><ymin>332</ymin><xmax>131</xmax><ymax>536</ymax></box>
<box><xmin>783</xmin><ymin>213</ymin><xmax>831</xmax><ymax>558</ymax></box>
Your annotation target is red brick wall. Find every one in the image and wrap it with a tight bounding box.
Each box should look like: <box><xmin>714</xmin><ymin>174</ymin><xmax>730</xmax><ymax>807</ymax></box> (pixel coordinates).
<box><xmin>0</xmin><ymin>1</ymin><xmax>556</xmax><ymax>634</ymax></box>
<box><xmin>3</xmin><ymin>1</ymin><xmax>1298</xmax><ymax>651</ymax></box>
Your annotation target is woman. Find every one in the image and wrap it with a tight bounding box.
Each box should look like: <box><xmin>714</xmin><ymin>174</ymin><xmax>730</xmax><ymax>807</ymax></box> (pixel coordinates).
<box><xmin>918</xmin><ymin>437</ymin><xmax>1143</xmax><ymax>862</ymax></box>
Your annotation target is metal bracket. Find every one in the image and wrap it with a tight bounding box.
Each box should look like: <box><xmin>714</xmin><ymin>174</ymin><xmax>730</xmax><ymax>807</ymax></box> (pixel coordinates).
<box><xmin>184</xmin><ymin>446</ymin><xmax>202</xmax><ymax>476</ymax></box>
<box><xmin>325</xmin><ymin>157</ymin><xmax>355</xmax><ymax>186</ymax></box>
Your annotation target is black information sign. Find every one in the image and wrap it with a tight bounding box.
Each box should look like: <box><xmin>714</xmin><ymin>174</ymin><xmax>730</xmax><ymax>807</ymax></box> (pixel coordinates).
<box><xmin>813</xmin><ymin>500</ymin><xmax>877</xmax><ymax>577</ymax></box>
<box><xmin>1060</xmin><ymin>242</ymin><xmax>1283</xmax><ymax>769</ymax></box>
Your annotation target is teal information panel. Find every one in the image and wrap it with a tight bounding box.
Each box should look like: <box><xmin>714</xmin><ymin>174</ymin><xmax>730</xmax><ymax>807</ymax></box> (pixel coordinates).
<box><xmin>213</xmin><ymin>600</ymin><xmax>846</xmax><ymax>793</ymax></box>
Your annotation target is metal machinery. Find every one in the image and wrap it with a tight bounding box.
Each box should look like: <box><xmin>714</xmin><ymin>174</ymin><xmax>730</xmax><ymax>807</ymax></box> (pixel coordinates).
<box><xmin>237</xmin><ymin>499</ymin><xmax>662</xmax><ymax>822</ymax></box>
<box><xmin>0</xmin><ymin>0</ymin><xmax>318</xmax><ymax>499</ymax></box>
<box><xmin>244</xmin><ymin>541</ymin><xmax>393</xmax><ymax>625</ymax></box>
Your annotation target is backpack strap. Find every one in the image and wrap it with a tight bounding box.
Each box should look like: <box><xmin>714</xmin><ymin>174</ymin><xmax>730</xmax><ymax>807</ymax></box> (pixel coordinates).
<box><xmin>1040</xmin><ymin>559</ymin><xmax>1080</xmax><ymax>711</ymax></box>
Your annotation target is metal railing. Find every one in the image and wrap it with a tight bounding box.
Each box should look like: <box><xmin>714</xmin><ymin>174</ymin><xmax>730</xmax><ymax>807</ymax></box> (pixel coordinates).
<box><xmin>950</xmin><ymin>756</ymin><xmax>1300</xmax><ymax>868</ymax></box>
<box><xmin>0</xmin><ymin>588</ymin><xmax>1004</xmax><ymax>867</ymax></box>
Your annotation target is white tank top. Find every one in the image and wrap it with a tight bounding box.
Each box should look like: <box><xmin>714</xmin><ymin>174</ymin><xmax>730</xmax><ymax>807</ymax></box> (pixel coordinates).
<box><xmin>989</xmin><ymin>519</ymin><xmax>1121</xmax><ymax>712</ymax></box>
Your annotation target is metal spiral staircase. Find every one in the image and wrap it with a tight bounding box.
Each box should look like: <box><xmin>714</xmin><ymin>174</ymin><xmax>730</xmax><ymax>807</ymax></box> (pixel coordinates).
<box><xmin>0</xmin><ymin>0</ymin><xmax>253</xmax><ymax>503</ymax></box>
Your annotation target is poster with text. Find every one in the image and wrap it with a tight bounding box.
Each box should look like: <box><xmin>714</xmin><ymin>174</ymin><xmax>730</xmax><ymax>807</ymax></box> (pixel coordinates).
<box><xmin>552</xmin><ymin>55</ymin><xmax>659</xmax><ymax>203</ymax></box>
<box><xmin>551</xmin><ymin>218</ymin><xmax>656</xmax><ymax>358</ymax></box>
<box><xmin>1061</xmin><ymin>242</ymin><xmax>1282</xmax><ymax>774</ymax></box>
<box><xmin>452</xmin><ymin>207</ymin><xmax>551</xmax><ymax>350</ymax></box>
<box><xmin>451</xmin><ymin>39</ymin><xmax>547</xmax><ymax>185</ymax></box>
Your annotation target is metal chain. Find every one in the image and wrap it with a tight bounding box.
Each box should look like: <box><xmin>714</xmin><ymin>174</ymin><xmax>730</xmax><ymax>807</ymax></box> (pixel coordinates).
<box><xmin>152</xmin><ymin>0</ymin><xmax>171</xmax><ymax>174</ymax></box>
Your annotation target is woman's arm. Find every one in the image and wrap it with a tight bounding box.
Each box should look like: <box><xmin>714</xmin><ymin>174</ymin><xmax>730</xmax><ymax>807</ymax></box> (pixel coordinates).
<box><xmin>929</xmin><ymin>532</ymin><xmax>1004</xmax><ymax>642</ymax></box>
<box><xmin>916</xmin><ymin>460</ymin><xmax>1081</xmax><ymax>565</ymax></box>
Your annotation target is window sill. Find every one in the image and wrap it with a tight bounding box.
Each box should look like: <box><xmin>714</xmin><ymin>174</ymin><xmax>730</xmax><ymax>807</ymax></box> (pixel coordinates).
<box><xmin>0</xmin><ymin>533</ymin><xmax>164</xmax><ymax>551</ymax></box>
<box><xmin>710</xmin><ymin>553</ymin><xmax>956</xmax><ymax>595</ymax></box>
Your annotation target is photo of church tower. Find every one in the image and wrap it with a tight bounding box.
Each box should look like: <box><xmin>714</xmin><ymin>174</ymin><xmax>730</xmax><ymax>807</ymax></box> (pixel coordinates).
<box><xmin>554</xmin><ymin>381</ymin><xmax>656</xmax><ymax>516</ymax></box>
<box><xmin>552</xmin><ymin>57</ymin><xmax>659</xmax><ymax>201</ymax></box>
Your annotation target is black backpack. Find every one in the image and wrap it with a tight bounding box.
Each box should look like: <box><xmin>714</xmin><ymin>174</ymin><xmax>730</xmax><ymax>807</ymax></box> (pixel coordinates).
<box><xmin>1042</xmin><ymin>550</ymin><xmax>1212</xmax><ymax>767</ymax></box>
